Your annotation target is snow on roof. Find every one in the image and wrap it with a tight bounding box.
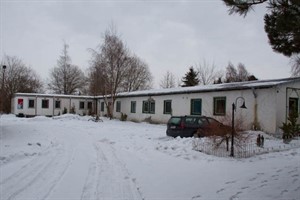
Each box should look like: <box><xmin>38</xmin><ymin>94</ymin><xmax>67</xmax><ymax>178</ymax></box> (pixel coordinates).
<box><xmin>13</xmin><ymin>77</ymin><xmax>300</xmax><ymax>99</ymax></box>
<box><xmin>13</xmin><ymin>93</ymin><xmax>94</xmax><ymax>99</ymax></box>
<box><xmin>115</xmin><ymin>77</ymin><xmax>300</xmax><ymax>97</ymax></box>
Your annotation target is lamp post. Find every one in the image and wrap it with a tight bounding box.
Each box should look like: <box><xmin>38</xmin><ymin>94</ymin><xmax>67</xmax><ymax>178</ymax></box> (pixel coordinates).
<box><xmin>230</xmin><ymin>96</ymin><xmax>247</xmax><ymax>157</ymax></box>
<box><xmin>1</xmin><ymin>65</ymin><xmax>7</xmax><ymax>114</ymax></box>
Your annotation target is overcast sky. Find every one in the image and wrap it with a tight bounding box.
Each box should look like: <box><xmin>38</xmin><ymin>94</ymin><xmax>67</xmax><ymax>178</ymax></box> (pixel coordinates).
<box><xmin>0</xmin><ymin>0</ymin><xmax>292</xmax><ymax>88</ymax></box>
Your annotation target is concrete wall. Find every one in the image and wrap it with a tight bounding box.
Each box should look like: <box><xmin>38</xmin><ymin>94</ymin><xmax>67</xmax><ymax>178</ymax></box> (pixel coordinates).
<box><xmin>101</xmin><ymin>89</ymin><xmax>260</xmax><ymax>131</ymax></box>
<box><xmin>12</xmin><ymin>94</ymin><xmax>95</xmax><ymax>117</ymax></box>
<box><xmin>100</xmin><ymin>86</ymin><xmax>297</xmax><ymax>134</ymax></box>
<box><xmin>12</xmin><ymin>80</ymin><xmax>300</xmax><ymax>135</ymax></box>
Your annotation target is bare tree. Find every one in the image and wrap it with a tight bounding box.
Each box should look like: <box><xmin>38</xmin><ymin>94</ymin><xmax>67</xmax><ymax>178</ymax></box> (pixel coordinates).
<box><xmin>48</xmin><ymin>42</ymin><xmax>87</xmax><ymax>94</ymax></box>
<box><xmin>225</xmin><ymin>62</ymin><xmax>238</xmax><ymax>83</ymax></box>
<box><xmin>121</xmin><ymin>55</ymin><xmax>153</xmax><ymax>92</ymax></box>
<box><xmin>160</xmin><ymin>70</ymin><xmax>176</xmax><ymax>88</ymax></box>
<box><xmin>88</xmin><ymin>26</ymin><xmax>153</xmax><ymax>118</ymax></box>
<box><xmin>196</xmin><ymin>60</ymin><xmax>222</xmax><ymax>85</ymax></box>
<box><xmin>237</xmin><ymin>63</ymin><xmax>250</xmax><ymax>81</ymax></box>
<box><xmin>89</xmin><ymin>27</ymin><xmax>130</xmax><ymax>118</ymax></box>
<box><xmin>1</xmin><ymin>55</ymin><xmax>43</xmax><ymax>113</ymax></box>
<box><xmin>225</xmin><ymin>62</ymin><xmax>257</xmax><ymax>83</ymax></box>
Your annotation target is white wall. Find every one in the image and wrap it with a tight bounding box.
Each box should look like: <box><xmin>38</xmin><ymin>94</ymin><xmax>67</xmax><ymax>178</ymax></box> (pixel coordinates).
<box><xmin>105</xmin><ymin>86</ymin><xmax>296</xmax><ymax>134</ymax></box>
<box><xmin>12</xmin><ymin>94</ymin><xmax>95</xmax><ymax>117</ymax></box>
<box><xmin>12</xmin><ymin>80</ymin><xmax>300</xmax><ymax>135</ymax></box>
<box><xmin>108</xmin><ymin>90</ymin><xmax>257</xmax><ymax>130</ymax></box>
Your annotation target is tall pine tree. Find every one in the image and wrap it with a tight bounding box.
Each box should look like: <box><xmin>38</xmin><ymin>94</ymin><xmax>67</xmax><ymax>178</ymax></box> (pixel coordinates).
<box><xmin>181</xmin><ymin>67</ymin><xmax>199</xmax><ymax>87</ymax></box>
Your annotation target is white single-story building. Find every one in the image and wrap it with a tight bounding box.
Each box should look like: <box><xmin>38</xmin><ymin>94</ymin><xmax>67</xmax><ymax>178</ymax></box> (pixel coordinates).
<box><xmin>11</xmin><ymin>93</ymin><xmax>96</xmax><ymax>117</ymax></box>
<box><xmin>11</xmin><ymin>77</ymin><xmax>300</xmax><ymax>135</ymax></box>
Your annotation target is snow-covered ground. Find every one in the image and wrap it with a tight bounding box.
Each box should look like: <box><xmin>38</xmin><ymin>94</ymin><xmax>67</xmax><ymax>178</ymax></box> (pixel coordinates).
<box><xmin>0</xmin><ymin>114</ymin><xmax>299</xmax><ymax>200</ymax></box>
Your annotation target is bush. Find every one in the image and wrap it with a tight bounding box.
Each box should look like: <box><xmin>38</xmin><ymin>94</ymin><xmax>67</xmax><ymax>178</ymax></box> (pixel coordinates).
<box><xmin>70</xmin><ymin>106</ymin><xmax>76</xmax><ymax>114</ymax></box>
<box><xmin>280</xmin><ymin>111</ymin><xmax>300</xmax><ymax>139</ymax></box>
<box><xmin>121</xmin><ymin>112</ymin><xmax>127</xmax><ymax>121</ymax></box>
<box><xmin>63</xmin><ymin>107</ymin><xmax>68</xmax><ymax>114</ymax></box>
<box><xmin>16</xmin><ymin>113</ymin><xmax>25</xmax><ymax>118</ymax></box>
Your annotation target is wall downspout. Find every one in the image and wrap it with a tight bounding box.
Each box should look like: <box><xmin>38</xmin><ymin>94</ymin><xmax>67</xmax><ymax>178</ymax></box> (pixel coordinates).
<box><xmin>252</xmin><ymin>88</ymin><xmax>259</xmax><ymax>130</ymax></box>
<box><xmin>35</xmin><ymin>95</ymin><xmax>37</xmax><ymax>116</ymax></box>
<box><xmin>95</xmin><ymin>98</ymin><xmax>98</xmax><ymax>116</ymax></box>
<box><xmin>53</xmin><ymin>96</ymin><xmax>55</xmax><ymax>116</ymax></box>
<box><xmin>286</xmin><ymin>88</ymin><xmax>289</xmax><ymax>123</ymax></box>
<box><xmin>69</xmin><ymin>97</ymin><xmax>71</xmax><ymax>113</ymax></box>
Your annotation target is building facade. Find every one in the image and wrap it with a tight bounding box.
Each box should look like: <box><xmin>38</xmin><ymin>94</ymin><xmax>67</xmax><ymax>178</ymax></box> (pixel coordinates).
<box><xmin>11</xmin><ymin>93</ymin><xmax>96</xmax><ymax>117</ymax></box>
<box><xmin>11</xmin><ymin>77</ymin><xmax>300</xmax><ymax>134</ymax></box>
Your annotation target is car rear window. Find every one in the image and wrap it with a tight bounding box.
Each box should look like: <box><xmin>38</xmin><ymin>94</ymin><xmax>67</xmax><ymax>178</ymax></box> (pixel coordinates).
<box><xmin>207</xmin><ymin>118</ymin><xmax>219</xmax><ymax>124</ymax></box>
<box><xmin>169</xmin><ymin>117</ymin><xmax>181</xmax><ymax>125</ymax></box>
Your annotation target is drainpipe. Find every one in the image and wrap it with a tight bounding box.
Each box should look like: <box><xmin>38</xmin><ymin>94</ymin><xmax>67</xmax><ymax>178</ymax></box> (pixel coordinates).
<box><xmin>35</xmin><ymin>95</ymin><xmax>37</xmax><ymax>116</ymax></box>
<box><xmin>53</xmin><ymin>96</ymin><xmax>55</xmax><ymax>116</ymax></box>
<box><xmin>69</xmin><ymin>97</ymin><xmax>71</xmax><ymax>113</ymax></box>
<box><xmin>252</xmin><ymin>88</ymin><xmax>258</xmax><ymax>130</ymax></box>
<box><xmin>286</xmin><ymin>88</ymin><xmax>289</xmax><ymax>123</ymax></box>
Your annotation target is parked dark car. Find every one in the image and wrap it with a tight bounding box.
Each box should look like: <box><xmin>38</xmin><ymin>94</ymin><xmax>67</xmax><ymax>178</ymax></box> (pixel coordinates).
<box><xmin>166</xmin><ymin>115</ymin><xmax>231</xmax><ymax>138</ymax></box>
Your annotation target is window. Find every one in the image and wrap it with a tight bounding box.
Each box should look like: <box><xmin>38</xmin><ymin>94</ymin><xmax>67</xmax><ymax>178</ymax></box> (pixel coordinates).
<box><xmin>55</xmin><ymin>100</ymin><xmax>61</xmax><ymax>109</ymax></box>
<box><xmin>191</xmin><ymin>99</ymin><xmax>202</xmax><ymax>115</ymax></box>
<box><xmin>17</xmin><ymin>98</ymin><xmax>23</xmax><ymax>109</ymax></box>
<box><xmin>143</xmin><ymin>101</ymin><xmax>149</xmax><ymax>113</ymax></box>
<box><xmin>150</xmin><ymin>101</ymin><xmax>155</xmax><ymax>114</ymax></box>
<box><xmin>131</xmin><ymin>101</ymin><xmax>136</xmax><ymax>113</ymax></box>
<box><xmin>87</xmin><ymin>102</ymin><xmax>92</xmax><ymax>110</ymax></box>
<box><xmin>100</xmin><ymin>102</ymin><xmax>104</xmax><ymax>112</ymax></box>
<box><xmin>164</xmin><ymin>100</ymin><xmax>172</xmax><ymax>114</ymax></box>
<box><xmin>42</xmin><ymin>99</ymin><xmax>49</xmax><ymax>109</ymax></box>
<box><xmin>289</xmin><ymin>98</ymin><xmax>299</xmax><ymax>115</ymax></box>
<box><xmin>28</xmin><ymin>99</ymin><xmax>35</xmax><ymax>108</ymax></box>
<box><xmin>143</xmin><ymin>99</ymin><xmax>155</xmax><ymax>114</ymax></box>
<box><xmin>116</xmin><ymin>101</ymin><xmax>121</xmax><ymax>112</ymax></box>
<box><xmin>79</xmin><ymin>101</ymin><xmax>85</xmax><ymax>109</ymax></box>
<box><xmin>213</xmin><ymin>97</ymin><xmax>226</xmax><ymax>116</ymax></box>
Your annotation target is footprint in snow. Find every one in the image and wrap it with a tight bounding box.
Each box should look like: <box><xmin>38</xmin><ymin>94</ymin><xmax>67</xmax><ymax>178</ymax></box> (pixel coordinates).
<box><xmin>225</xmin><ymin>180</ymin><xmax>236</xmax><ymax>184</ymax></box>
<box><xmin>249</xmin><ymin>177</ymin><xmax>257</xmax><ymax>181</ymax></box>
<box><xmin>240</xmin><ymin>186</ymin><xmax>250</xmax><ymax>190</ymax></box>
<box><xmin>191</xmin><ymin>194</ymin><xmax>201</xmax><ymax>199</ymax></box>
<box><xmin>216</xmin><ymin>188</ymin><xmax>225</xmax><ymax>193</ymax></box>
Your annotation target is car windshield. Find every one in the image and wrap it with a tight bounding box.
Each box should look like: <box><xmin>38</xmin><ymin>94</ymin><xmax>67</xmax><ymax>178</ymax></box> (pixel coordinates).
<box><xmin>169</xmin><ymin>117</ymin><xmax>181</xmax><ymax>125</ymax></box>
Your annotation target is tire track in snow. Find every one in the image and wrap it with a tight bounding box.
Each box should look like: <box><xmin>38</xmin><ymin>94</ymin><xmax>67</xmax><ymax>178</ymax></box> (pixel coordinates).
<box><xmin>1</xmin><ymin>142</ymin><xmax>75</xmax><ymax>200</ymax></box>
<box><xmin>80</xmin><ymin>160</ymin><xmax>98</xmax><ymax>200</ymax></box>
<box><xmin>0</xmin><ymin>141</ymin><xmax>59</xmax><ymax>185</ymax></box>
<box><xmin>80</xmin><ymin>139</ymin><xmax>144</xmax><ymax>200</ymax></box>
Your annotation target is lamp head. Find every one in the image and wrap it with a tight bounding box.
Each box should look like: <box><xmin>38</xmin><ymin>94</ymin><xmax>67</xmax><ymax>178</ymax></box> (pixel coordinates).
<box><xmin>2</xmin><ymin>65</ymin><xmax>6</xmax><ymax>70</ymax></box>
<box><xmin>240</xmin><ymin>101</ymin><xmax>247</xmax><ymax>109</ymax></box>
